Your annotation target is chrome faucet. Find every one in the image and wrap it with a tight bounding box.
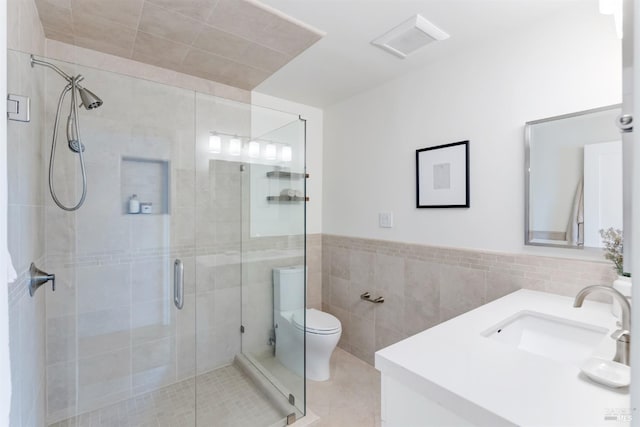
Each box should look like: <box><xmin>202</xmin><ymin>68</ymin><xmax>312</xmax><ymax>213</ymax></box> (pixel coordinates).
<box><xmin>574</xmin><ymin>285</ymin><xmax>631</xmax><ymax>366</ymax></box>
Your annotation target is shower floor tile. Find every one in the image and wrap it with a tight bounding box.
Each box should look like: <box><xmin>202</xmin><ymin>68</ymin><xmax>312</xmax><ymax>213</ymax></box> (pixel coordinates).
<box><xmin>49</xmin><ymin>364</ymin><xmax>285</xmax><ymax>427</ymax></box>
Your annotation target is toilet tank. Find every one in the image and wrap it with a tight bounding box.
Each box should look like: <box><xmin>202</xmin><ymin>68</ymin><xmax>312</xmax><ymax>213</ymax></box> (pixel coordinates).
<box><xmin>273</xmin><ymin>266</ymin><xmax>306</xmax><ymax>312</ymax></box>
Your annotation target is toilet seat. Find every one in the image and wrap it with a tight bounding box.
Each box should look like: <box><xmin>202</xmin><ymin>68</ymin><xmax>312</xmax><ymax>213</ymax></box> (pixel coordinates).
<box><xmin>293</xmin><ymin>309</ymin><xmax>341</xmax><ymax>335</ymax></box>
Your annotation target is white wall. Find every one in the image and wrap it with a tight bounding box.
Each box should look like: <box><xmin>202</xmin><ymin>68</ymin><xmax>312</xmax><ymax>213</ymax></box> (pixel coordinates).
<box><xmin>251</xmin><ymin>92</ymin><xmax>323</xmax><ymax>235</ymax></box>
<box><xmin>247</xmin><ymin>104</ymin><xmax>305</xmax><ymax>237</ymax></box>
<box><xmin>323</xmin><ymin>3</ymin><xmax>621</xmax><ymax>254</ymax></box>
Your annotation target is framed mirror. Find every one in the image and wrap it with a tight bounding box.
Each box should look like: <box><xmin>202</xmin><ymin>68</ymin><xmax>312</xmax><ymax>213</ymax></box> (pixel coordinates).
<box><xmin>525</xmin><ymin>105</ymin><xmax>622</xmax><ymax>248</ymax></box>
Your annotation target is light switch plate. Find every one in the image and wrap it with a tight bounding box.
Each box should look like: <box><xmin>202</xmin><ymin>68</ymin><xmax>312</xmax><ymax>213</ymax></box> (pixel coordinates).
<box><xmin>379</xmin><ymin>212</ymin><xmax>393</xmax><ymax>228</ymax></box>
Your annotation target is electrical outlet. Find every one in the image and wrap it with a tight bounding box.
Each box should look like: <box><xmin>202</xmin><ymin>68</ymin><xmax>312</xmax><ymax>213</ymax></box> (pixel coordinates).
<box><xmin>379</xmin><ymin>212</ymin><xmax>393</xmax><ymax>228</ymax></box>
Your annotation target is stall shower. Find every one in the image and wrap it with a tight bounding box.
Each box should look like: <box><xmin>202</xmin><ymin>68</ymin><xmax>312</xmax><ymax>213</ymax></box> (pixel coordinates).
<box><xmin>7</xmin><ymin>50</ymin><xmax>307</xmax><ymax>426</ymax></box>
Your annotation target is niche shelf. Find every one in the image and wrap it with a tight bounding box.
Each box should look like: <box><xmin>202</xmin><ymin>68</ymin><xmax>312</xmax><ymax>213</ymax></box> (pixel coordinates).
<box><xmin>121</xmin><ymin>156</ymin><xmax>170</xmax><ymax>215</ymax></box>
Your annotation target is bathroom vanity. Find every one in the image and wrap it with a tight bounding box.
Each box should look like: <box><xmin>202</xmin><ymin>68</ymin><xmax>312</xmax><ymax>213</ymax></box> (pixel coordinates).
<box><xmin>375</xmin><ymin>290</ymin><xmax>630</xmax><ymax>426</ymax></box>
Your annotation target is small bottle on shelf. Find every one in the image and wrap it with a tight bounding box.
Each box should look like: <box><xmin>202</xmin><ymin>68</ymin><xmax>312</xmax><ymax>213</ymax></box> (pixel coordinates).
<box><xmin>128</xmin><ymin>194</ymin><xmax>140</xmax><ymax>214</ymax></box>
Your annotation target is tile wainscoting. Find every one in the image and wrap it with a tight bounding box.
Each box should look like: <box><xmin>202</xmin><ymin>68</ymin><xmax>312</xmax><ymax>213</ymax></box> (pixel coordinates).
<box><xmin>307</xmin><ymin>234</ymin><xmax>322</xmax><ymax>310</ymax></box>
<box><xmin>320</xmin><ymin>234</ymin><xmax>618</xmax><ymax>365</ymax></box>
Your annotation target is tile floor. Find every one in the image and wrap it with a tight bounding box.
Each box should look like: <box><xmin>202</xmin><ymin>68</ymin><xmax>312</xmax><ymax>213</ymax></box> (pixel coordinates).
<box><xmin>306</xmin><ymin>348</ymin><xmax>381</xmax><ymax>427</ymax></box>
<box><xmin>49</xmin><ymin>365</ymin><xmax>286</xmax><ymax>427</ymax></box>
<box><xmin>49</xmin><ymin>348</ymin><xmax>381</xmax><ymax>427</ymax></box>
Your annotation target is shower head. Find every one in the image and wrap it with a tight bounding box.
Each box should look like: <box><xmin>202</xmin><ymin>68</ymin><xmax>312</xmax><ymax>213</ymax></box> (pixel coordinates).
<box><xmin>77</xmin><ymin>86</ymin><xmax>103</xmax><ymax>110</ymax></box>
<box><xmin>30</xmin><ymin>56</ymin><xmax>103</xmax><ymax>110</ymax></box>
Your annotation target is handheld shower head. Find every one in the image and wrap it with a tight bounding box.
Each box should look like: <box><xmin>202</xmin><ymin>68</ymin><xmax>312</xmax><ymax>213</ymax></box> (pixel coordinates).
<box><xmin>77</xmin><ymin>86</ymin><xmax>103</xmax><ymax>110</ymax></box>
<box><xmin>32</xmin><ymin>55</ymin><xmax>102</xmax><ymax>211</ymax></box>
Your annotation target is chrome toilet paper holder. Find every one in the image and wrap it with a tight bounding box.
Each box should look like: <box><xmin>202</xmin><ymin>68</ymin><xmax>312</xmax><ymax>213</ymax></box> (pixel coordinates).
<box><xmin>360</xmin><ymin>292</ymin><xmax>384</xmax><ymax>304</ymax></box>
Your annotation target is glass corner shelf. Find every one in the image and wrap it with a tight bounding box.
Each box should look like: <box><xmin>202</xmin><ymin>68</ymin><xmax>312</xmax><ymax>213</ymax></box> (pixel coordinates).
<box><xmin>266</xmin><ymin>171</ymin><xmax>309</xmax><ymax>179</ymax></box>
<box><xmin>266</xmin><ymin>196</ymin><xmax>309</xmax><ymax>202</ymax></box>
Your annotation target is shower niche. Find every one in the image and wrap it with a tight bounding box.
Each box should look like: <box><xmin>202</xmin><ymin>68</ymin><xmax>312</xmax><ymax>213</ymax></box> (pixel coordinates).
<box><xmin>120</xmin><ymin>156</ymin><xmax>170</xmax><ymax>215</ymax></box>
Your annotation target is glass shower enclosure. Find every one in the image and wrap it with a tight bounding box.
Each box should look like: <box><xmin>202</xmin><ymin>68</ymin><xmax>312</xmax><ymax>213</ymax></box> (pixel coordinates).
<box><xmin>7</xmin><ymin>50</ymin><xmax>306</xmax><ymax>426</ymax></box>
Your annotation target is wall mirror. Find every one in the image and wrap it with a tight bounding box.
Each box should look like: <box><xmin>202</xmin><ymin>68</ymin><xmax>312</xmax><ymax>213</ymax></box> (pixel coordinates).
<box><xmin>525</xmin><ymin>105</ymin><xmax>622</xmax><ymax>248</ymax></box>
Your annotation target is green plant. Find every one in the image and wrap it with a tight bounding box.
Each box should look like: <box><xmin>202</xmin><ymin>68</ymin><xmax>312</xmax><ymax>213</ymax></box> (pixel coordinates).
<box><xmin>599</xmin><ymin>228</ymin><xmax>624</xmax><ymax>276</ymax></box>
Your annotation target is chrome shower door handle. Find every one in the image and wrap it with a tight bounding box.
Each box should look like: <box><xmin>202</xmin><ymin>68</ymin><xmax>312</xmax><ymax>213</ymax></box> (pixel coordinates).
<box><xmin>174</xmin><ymin>259</ymin><xmax>184</xmax><ymax>310</ymax></box>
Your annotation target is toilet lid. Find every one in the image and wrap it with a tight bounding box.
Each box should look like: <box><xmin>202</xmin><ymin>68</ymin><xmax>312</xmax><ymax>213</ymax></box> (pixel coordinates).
<box><xmin>293</xmin><ymin>309</ymin><xmax>341</xmax><ymax>334</ymax></box>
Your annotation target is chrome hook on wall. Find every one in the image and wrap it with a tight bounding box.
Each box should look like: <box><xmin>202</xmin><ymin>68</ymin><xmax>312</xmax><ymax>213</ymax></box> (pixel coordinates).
<box><xmin>360</xmin><ymin>292</ymin><xmax>384</xmax><ymax>304</ymax></box>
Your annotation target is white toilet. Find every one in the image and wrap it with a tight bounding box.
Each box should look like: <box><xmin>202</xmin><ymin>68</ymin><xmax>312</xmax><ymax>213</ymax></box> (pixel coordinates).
<box><xmin>273</xmin><ymin>266</ymin><xmax>342</xmax><ymax>381</ymax></box>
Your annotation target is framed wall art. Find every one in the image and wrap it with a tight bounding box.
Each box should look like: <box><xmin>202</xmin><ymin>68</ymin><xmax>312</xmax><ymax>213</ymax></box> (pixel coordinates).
<box><xmin>416</xmin><ymin>140</ymin><xmax>469</xmax><ymax>208</ymax></box>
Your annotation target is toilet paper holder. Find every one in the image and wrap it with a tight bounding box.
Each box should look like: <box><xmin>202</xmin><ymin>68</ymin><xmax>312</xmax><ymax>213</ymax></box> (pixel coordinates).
<box><xmin>360</xmin><ymin>292</ymin><xmax>384</xmax><ymax>304</ymax></box>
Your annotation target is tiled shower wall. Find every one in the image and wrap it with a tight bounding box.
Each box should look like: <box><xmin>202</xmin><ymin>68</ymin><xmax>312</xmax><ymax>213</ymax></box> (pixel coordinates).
<box><xmin>7</xmin><ymin>0</ymin><xmax>47</xmax><ymax>425</ymax></box>
<box><xmin>45</xmin><ymin>39</ymin><xmax>250</xmax><ymax>104</ymax></box>
<box><xmin>321</xmin><ymin>234</ymin><xmax>618</xmax><ymax>365</ymax></box>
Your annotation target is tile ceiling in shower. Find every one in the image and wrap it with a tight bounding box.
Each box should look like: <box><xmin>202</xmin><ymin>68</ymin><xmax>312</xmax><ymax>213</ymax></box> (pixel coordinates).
<box><xmin>34</xmin><ymin>0</ymin><xmax>324</xmax><ymax>90</ymax></box>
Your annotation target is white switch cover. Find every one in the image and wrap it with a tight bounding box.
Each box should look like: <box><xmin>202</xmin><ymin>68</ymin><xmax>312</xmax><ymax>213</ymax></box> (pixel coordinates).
<box><xmin>379</xmin><ymin>212</ymin><xmax>393</xmax><ymax>228</ymax></box>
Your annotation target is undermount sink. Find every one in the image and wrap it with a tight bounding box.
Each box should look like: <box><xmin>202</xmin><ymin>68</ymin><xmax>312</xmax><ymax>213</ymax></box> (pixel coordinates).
<box><xmin>482</xmin><ymin>310</ymin><xmax>608</xmax><ymax>365</ymax></box>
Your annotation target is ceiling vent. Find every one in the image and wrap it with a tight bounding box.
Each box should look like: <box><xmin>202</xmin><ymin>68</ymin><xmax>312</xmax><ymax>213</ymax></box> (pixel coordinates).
<box><xmin>372</xmin><ymin>14</ymin><xmax>449</xmax><ymax>59</ymax></box>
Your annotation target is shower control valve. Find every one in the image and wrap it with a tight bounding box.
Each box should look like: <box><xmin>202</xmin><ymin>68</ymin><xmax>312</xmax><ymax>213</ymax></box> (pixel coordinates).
<box><xmin>29</xmin><ymin>263</ymin><xmax>55</xmax><ymax>297</ymax></box>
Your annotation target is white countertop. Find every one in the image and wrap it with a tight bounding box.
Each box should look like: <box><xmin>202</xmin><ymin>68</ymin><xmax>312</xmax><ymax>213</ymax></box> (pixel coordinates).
<box><xmin>375</xmin><ymin>290</ymin><xmax>631</xmax><ymax>427</ymax></box>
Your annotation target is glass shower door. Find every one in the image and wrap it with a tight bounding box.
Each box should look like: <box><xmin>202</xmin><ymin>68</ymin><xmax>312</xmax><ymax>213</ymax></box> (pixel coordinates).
<box><xmin>194</xmin><ymin>92</ymin><xmax>306</xmax><ymax>425</ymax></box>
<box><xmin>241</xmin><ymin>117</ymin><xmax>307</xmax><ymax>422</ymax></box>
<box><xmin>41</xmin><ymin>57</ymin><xmax>198</xmax><ymax>426</ymax></box>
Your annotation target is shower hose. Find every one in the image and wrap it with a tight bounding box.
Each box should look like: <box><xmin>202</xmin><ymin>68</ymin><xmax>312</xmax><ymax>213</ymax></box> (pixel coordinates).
<box><xmin>48</xmin><ymin>77</ymin><xmax>87</xmax><ymax>211</ymax></box>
